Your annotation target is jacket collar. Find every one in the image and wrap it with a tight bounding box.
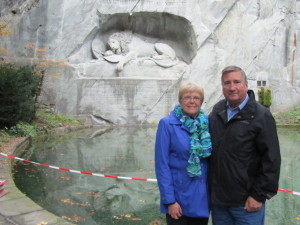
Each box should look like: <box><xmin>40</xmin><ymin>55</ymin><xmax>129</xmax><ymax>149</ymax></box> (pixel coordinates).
<box><xmin>169</xmin><ymin>109</ymin><xmax>193</xmax><ymax>133</ymax></box>
<box><xmin>216</xmin><ymin>90</ymin><xmax>256</xmax><ymax>123</ymax></box>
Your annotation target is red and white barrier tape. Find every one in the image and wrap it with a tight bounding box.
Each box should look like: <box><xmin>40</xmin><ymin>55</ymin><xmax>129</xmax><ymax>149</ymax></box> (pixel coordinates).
<box><xmin>278</xmin><ymin>188</ymin><xmax>300</xmax><ymax>196</ymax></box>
<box><xmin>1</xmin><ymin>152</ymin><xmax>300</xmax><ymax>196</ymax></box>
<box><xmin>0</xmin><ymin>152</ymin><xmax>157</xmax><ymax>182</ymax></box>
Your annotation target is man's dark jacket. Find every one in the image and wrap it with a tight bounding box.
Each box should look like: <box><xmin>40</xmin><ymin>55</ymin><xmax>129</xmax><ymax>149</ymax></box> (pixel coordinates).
<box><xmin>208</xmin><ymin>90</ymin><xmax>281</xmax><ymax>205</ymax></box>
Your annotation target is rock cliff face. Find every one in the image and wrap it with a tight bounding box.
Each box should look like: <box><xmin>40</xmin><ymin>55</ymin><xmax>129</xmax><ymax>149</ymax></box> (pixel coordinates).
<box><xmin>0</xmin><ymin>0</ymin><xmax>299</xmax><ymax>125</ymax></box>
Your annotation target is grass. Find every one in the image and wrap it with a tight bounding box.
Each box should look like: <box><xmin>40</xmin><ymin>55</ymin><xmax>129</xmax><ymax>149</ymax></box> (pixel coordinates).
<box><xmin>0</xmin><ymin>106</ymin><xmax>82</xmax><ymax>147</ymax></box>
<box><xmin>0</xmin><ymin>130</ymin><xmax>11</xmax><ymax>147</ymax></box>
<box><xmin>273</xmin><ymin>108</ymin><xmax>300</xmax><ymax>125</ymax></box>
<box><xmin>33</xmin><ymin>108</ymin><xmax>81</xmax><ymax>129</ymax></box>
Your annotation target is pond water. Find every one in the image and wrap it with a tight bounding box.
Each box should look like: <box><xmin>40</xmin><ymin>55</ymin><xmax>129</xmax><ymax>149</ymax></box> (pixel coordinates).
<box><xmin>13</xmin><ymin>126</ymin><xmax>300</xmax><ymax>225</ymax></box>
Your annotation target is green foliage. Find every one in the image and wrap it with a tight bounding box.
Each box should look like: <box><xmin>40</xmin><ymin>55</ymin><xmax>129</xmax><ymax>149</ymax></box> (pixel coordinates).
<box><xmin>0</xmin><ymin>129</ymin><xmax>11</xmax><ymax>147</ymax></box>
<box><xmin>0</xmin><ymin>63</ymin><xmax>43</xmax><ymax>128</ymax></box>
<box><xmin>34</xmin><ymin>108</ymin><xmax>81</xmax><ymax>129</ymax></box>
<box><xmin>273</xmin><ymin>108</ymin><xmax>300</xmax><ymax>125</ymax></box>
<box><xmin>8</xmin><ymin>122</ymin><xmax>38</xmax><ymax>137</ymax></box>
<box><xmin>0</xmin><ymin>107</ymin><xmax>81</xmax><ymax>138</ymax></box>
<box><xmin>258</xmin><ymin>87</ymin><xmax>272</xmax><ymax>107</ymax></box>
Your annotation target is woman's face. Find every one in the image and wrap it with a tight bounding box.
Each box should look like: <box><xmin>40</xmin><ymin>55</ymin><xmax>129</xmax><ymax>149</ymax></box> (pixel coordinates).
<box><xmin>180</xmin><ymin>91</ymin><xmax>202</xmax><ymax>117</ymax></box>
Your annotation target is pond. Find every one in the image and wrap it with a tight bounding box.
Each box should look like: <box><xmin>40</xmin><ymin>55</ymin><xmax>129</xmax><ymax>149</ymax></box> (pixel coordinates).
<box><xmin>13</xmin><ymin>126</ymin><xmax>300</xmax><ymax>225</ymax></box>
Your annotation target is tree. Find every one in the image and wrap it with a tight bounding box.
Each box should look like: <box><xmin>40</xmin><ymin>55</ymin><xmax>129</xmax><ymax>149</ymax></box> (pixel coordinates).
<box><xmin>0</xmin><ymin>63</ymin><xmax>42</xmax><ymax>128</ymax></box>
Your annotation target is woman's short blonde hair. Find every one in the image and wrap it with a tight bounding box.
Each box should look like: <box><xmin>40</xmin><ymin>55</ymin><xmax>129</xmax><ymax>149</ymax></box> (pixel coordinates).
<box><xmin>178</xmin><ymin>82</ymin><xmax>204</xmax><ymax>103</ymax></box>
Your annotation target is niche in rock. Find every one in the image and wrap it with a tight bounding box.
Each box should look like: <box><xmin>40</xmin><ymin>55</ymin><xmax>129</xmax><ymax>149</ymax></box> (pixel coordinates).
<box><xmin>69</xmin><ymin>12</ymin><xmax>197</xmax><ymax>78</ymax></box>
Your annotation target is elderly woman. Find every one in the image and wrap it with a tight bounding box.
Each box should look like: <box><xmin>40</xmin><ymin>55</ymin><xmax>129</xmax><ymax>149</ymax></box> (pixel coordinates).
<box><xmin>155</xmin><ymin>82</ymin><xmax>212</xmax><ymax>225</ymax></box>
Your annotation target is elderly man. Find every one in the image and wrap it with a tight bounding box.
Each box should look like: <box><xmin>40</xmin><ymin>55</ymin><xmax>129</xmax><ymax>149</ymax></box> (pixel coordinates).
<box><xmin>208</xmin><ymin>65</ymin><xmax>281</xmax><ymax>225</ymax></box>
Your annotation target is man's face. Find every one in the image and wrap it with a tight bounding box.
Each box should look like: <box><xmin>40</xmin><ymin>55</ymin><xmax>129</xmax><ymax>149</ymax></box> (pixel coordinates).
<box><xmin>222</xmin><ymin>71</ymin><xmax>248</xmax><ymax>108</ymax></box>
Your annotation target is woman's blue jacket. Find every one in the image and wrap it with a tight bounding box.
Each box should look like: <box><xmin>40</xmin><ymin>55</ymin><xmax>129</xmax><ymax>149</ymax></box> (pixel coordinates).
<box><xmin>155</xmin><ymin>110</ymin><xmax>210</xmax><ymax>218</ymax></box>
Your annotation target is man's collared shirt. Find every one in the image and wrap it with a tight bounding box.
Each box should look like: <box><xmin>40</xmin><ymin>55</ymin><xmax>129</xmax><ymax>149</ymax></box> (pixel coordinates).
<box><xmin>227</xmin><ymin>94</ymin><xmax>249</xmax><ymax>121</ymax></box>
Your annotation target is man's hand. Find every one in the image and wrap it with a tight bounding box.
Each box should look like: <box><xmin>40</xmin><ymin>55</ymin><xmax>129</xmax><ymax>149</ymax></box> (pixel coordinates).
<box><xmin>244</xmin><ymin>196</ymin><xmax>262</xmax><ymax>212</ymax></box>
<box><xmin>168</xmin><ymin>202</ymin><xmax>182</xmax><ymax>219</ymax></box>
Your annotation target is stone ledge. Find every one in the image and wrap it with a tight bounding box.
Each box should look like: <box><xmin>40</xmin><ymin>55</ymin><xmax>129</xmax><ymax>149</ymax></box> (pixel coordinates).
<box><xmin>0</xmin><ymin>137</ymin><xmax>74</xmax><ymax>225</ymax></box>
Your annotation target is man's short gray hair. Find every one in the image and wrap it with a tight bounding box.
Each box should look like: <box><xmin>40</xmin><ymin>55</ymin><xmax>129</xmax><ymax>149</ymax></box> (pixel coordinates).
<box><xmin>221</xmin><ymin>66</ymin><xmax>247</xmax><ymax>83</ymax></box>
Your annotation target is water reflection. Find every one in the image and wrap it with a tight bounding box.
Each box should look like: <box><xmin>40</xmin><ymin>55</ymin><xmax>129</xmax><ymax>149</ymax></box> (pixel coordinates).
<box><xmin>266</xmin><ymin>127</ymin><xmax>300</xmax><ymax>225</ymax></box>
<box><xmin>13</xmin><ymin>126</ymin><xmax>300</xmax><ymax>225</ymax></box>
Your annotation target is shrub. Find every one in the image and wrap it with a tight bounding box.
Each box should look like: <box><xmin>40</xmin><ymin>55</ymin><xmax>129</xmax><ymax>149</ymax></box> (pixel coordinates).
<box><xmin>258</xmin><ymin>87</ymin><xmax>272</xmax><ymax>108</ymax></box>
<box><xmin>0</xmin><ymin>63</ymin><xmax>42</xmax><ymax>128</ymax></box>
<box><xmin>0</xmin><ymin>129</ymin><xmax>11</xmax><ymax>147</ymax></box>
<box><xmin>8</xmin><ymin>122</ymin><xmax>38</xmax><ymax>137</ymax></box>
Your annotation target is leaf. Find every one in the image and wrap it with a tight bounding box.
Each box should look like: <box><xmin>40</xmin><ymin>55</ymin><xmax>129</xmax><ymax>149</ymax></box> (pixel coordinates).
<box><xmin>62</xmin><ymin>215</ymin><xmax>85</xmax><ymax>222</ymax></box>
<box><xmin>131</xmin><ymin>218</ymin><xmax>142</xmax><ymax>220</ymax></box>
<box><xmin>58</xmin><ymin>176</ymin><xmax>71</xmax><ymax>181</ymax></box>
<box><xmin>294</xmin><ymin>215</ymin><xmax>300</xmax><ymax>220</ymax></box>
<box><xmin>61</xmin><ymin>199</ymin><xmax>89</xmax><ymax>207</ymax></box>
<box><xmin>76</xmin><ymin>192</ymin><xmax>101</xmax><ymax>198</ymax></box>
<box><xmin>36</xmin><ymin>222</ymin><xmax>48</xmax><ymax>225</ymax></box>
<box><xmin>113</xmin><ymin>216</ymin><xmax>123</xmax><ymax>220</ymax></box>
<box><xmin>123</xmin><ymin>214</ymin><xmax>132</xmax><ymax>218</ymax></box>
<box><xmin>150</xmin><ymin>220</ymin><xmax>163</xmax><ymax>225</ymax></box>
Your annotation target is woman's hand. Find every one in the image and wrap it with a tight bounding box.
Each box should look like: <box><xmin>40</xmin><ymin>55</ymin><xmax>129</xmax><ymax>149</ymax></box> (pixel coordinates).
<box><xmin>168</xmin><ymin>202</ymin><xmax>182</xmax><ymax>219</ymax></box>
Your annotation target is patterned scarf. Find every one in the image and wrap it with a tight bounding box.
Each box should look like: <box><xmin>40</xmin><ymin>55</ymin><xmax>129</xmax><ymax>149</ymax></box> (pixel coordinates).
<box><xmin>174</xmin><ymin>105</ymin><xmax>212</xmax><ymax>177</ymax></box>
